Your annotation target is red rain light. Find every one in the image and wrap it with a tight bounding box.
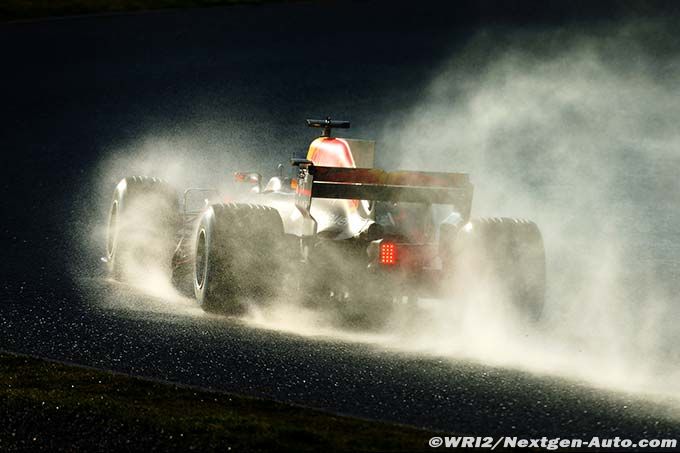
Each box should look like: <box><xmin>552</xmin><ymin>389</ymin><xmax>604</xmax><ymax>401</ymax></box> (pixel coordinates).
<box><xmin>379</xmin><ymin>242</ymin><xmax>397</xmax><ymax>265</ymax></box>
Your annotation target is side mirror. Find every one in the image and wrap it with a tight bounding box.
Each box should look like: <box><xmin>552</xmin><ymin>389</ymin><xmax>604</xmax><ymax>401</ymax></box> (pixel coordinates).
<box><xmin>234</xmin><ymin>172</ymin><xmax>262</xmax><ymax>192</ymax></box>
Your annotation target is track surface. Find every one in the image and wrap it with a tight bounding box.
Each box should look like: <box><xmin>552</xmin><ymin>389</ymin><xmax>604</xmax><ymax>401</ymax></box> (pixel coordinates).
<box><xmin>2</xmin><ymin>1</ymin><xmax>680</xmax><ymax>443</ymax></box>
<box><xmin>3</xmin><ymin>277</ymin><xmax>680</xmax><ymax>439</ymax></box>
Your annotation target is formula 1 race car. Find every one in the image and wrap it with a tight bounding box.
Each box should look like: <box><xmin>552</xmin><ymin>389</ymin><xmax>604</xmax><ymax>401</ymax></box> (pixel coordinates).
<box><xmin>104</xmin><ymin>119</ymin><xmax>545</xmax><ymax>323</ymax></box>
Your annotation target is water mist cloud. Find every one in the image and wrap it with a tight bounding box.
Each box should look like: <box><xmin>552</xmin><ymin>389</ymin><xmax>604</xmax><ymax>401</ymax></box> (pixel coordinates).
<box><xmin>376</xmin><ymin>20</ymin><xmax>680</xmax><ymax>399</ymax></box>
<box><xmin>80</xmin><ymin>19</ymin><xmax>680</xmax><ymax>405</ymax></box>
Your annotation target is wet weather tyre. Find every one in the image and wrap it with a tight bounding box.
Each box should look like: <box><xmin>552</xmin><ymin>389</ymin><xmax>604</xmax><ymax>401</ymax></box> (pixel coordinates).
<box><xmin>193</xmin><ymin>203</ymin><xmax>285</xmax><ymax>314</ymax></box>
<box><xmin>441</xmin><ymin>218</ymin><xmax>546</xmax><ymax>321</ymax></box>
<box><xmin>105</xmin><ymin>176</ymin><xmax>180</xmax><ymax>281</ymax></box>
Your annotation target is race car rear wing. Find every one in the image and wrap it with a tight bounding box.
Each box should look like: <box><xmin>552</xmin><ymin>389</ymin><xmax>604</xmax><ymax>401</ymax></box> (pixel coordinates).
<box><xmin>291</xmin><ymin>159</ymin><xmax>473</xmax><ymax>221</ymax></box>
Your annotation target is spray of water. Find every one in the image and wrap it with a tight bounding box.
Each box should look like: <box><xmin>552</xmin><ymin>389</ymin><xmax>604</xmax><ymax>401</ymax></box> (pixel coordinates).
<box><xmin>371</xmin><ymin>20</ymin><xmax>680</xmax><ymax>398</ymax></box>
<box><xmin>83</xmin><ymin>20</ymin><xmax>680</xmax><ymax>405</ymax></box>
<box><xmin>85</xmin><ymin>126</ymin><xmax>264</xmax><ymax>316</ymax></box>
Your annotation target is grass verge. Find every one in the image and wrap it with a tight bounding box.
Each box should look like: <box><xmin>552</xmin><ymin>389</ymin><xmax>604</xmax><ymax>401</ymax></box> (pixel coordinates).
<box><xmin>0</xmin><ymin>351</ymin><xmax>439</xmax><ymax>451</ymax></box>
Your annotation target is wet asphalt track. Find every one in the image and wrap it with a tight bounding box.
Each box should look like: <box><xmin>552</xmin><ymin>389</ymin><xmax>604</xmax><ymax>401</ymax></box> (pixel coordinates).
<box><xmin>2</xmin><ymin>0</ymin><xmax>680</xmax><ymax>443</ymax></box>
<box><xmin>3</xmin><ymin>276</ymin><xmax>680</xmax><ymax>439</ymax></box>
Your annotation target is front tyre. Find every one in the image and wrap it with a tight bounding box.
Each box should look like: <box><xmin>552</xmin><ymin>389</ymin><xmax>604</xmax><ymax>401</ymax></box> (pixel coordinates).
<box><xmin>106</xmin><ymin>176</ymin><xmax>179</xmax><ymax>281</ymax></box>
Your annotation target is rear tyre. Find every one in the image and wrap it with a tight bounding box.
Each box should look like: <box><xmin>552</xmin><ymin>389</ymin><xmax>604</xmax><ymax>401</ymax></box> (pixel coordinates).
<box><xmin>106</xmin><ymin>176</ymin><xmax>179</xmax><ymax>281</ymax></box>
<box><xmin>441</xmin><ymin>217</ymin><xmax>546</xmax><ymax>321</ymax></box>
<box><xmin>193</xmin><ymin>203</ymin><xmax>285</xmax><ymax>314</ymax></box>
